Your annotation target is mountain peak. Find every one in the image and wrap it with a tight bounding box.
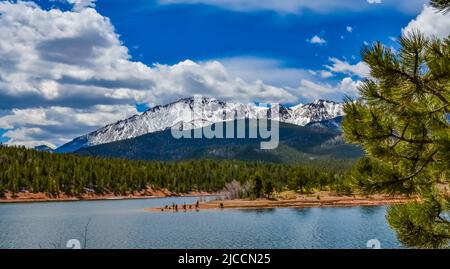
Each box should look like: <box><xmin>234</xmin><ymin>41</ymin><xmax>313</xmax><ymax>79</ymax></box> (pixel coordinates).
<box><xmin>56</xmin><ymin>97</ymin><xmax>344</xmax><ymax>153</ymax></box>
<box><xmin>313</xmin><ymin>99</ymin><xmax>337</xmax><ymax>105</ymax></box>
<box><xmin>34</xmin><ymin>145</ymin><xmax>54</xmax><ymax>152</ymax></box>
<box><xmin>145</xmin><ymin>96</ymin><xmax>225</xmax><ymax>114</ymax></box>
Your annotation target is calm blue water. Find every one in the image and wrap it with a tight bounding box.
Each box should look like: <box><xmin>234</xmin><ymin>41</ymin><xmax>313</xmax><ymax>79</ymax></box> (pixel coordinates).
<box><xmin>0</xmin><ymin>197</ymin><xmax>403</xmax><ymax>249</ymax></box>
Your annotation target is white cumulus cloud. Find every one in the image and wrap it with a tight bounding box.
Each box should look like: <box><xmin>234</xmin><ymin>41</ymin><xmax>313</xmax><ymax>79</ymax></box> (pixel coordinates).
<box><xmin>0</xmin><ymin>1</ymin><xmax>296</xmax><ymax>109</ymax></box>
<box><xmin>325</xmin><ymin>58</ymin><xmax>370</xmax><ymax>78</ymax></box>
<box><xmin>308</xmin><ymin>35</ymin><xmax>327</xmax><ymax>44</ymax></box>
<box><xmin>0</xmin><ymin>1</ymin><xmax>374</xmax><ymax>147</ymax></box>
<box><xmin>0</xmin><ymin>1</ymin><xmax>303</xmax><ymax>147</ymax></box>
<box><xmin>403</xmin><ymin>5</ymin><xmax>450</xmax><ymax>39</ymax></box>
<box><xmin>297</xmin><ymin>77</ymin><xmax>362</xmax><ymax>100</ymax></box>
<box><xmin>66</xmin><ymin>0</ymin><xmax>96</xmax><ymax>11</ymax></box>
<box><xmin>0</xmin><ymin>105</ymin><xmax>138</xmax><ymax>148</ymax></box>
<box><xmin>218</xmin><ymin>56</ymin><xmax>315</xmax><ymax>88</ymax></box>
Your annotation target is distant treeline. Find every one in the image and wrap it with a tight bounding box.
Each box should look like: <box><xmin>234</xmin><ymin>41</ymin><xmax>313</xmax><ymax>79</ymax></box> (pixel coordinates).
<box><xmin>0</xmin><ymin>145</ymin><xmax>354</xmax><ymax>198</ymax></box>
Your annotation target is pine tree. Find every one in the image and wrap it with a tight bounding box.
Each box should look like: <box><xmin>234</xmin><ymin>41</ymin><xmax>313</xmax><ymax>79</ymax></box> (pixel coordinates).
<box><xmin>263</xmin><ymin>180</ymin><xmax>274</xmax><ymax>199</ymax></box>
<box><xmin>252</xmin><ymin>173</ymin><xmax>263</xmax><ymax>198</ymax></box>
<box><xmin>0</xmin><ymin>145</ymin><xmax>349</xmax><ymax>201</ymax></box>
<box><xmin>387</xmin><ymin>191</ymin><xmax>449</xmax><ymax>248</ymax></box>
<box><xmin>0</xmin><ymin>184</ymin><xmax>5</xmax><ymax>198</ymax></box>
<box><xmin>343</xmin><ymin>31</ymin><xmax>450</xmax><ymax>248</ymax></box>
<box><xmin>289</xmin><ymin>167</ymin><xmax>310</xmax><ymax>194</ymax></box>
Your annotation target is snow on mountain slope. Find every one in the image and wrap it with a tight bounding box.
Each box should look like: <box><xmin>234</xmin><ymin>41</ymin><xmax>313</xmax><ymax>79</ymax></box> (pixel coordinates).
<box><xmin>56</xmin><ymin>97</ymin><xmax>344</xmax><ymax>153</ymax></box>
<box><xmin>34</xmin><ymin>145</ymin><xmax>55</xmax><ymax>152</ymax></box>
<box><xmin>288</xmin><ymin>99</ymin><xmax>344</xmax><ymax>126</ymax></box>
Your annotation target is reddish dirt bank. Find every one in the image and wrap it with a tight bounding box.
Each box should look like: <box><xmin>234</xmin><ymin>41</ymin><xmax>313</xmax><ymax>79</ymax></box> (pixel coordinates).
<box><xmin>145</xmin><ymin>192</ymin><xmax>416</xmax><ymax>212</ymax></box>
<box><xmin>0</xmin><ymin>187</ymin><xmax>213</xmax><ymax>203</ymax></box>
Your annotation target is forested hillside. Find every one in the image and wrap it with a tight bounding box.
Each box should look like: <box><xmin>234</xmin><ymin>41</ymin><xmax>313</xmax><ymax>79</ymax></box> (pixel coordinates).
<box><xmin>0</xmin><ymin>145</ymin><xmax>353</xmax><ymax>198</ymax></box>
<box><xmin>76</xmin><ymin>120</ymin><xmax>363</xmax><ymax>163</ymax></box>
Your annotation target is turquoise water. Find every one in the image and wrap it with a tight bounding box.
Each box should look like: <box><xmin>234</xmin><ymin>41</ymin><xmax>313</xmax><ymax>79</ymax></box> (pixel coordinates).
<box><xmin>0</xmin><ymin>197</ymin><xmax>403</xmax><ymax>249</ymax></box>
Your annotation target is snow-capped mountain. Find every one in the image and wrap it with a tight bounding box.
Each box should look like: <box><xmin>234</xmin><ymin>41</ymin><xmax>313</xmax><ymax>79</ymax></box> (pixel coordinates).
<box><xmin>56</xmin><ymin>97</ymin><xmax>344</xmax><ymax>153</ymax></box>
<box><xmin>34</xmin><ymin>145</ymin><xmax>55</xmax><ymax>153</ymax></box>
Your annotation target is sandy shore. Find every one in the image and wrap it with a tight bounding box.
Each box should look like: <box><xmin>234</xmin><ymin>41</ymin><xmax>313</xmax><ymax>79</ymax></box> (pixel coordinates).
<box><xmin>0</xmin><ymin>188</ymin><xmax>213</xmax><ymax>204</ymax></box>
<box><xmin>145</xmin><ymin>192</ymin><xmax>415</xmax><ymax>212</ymax></box>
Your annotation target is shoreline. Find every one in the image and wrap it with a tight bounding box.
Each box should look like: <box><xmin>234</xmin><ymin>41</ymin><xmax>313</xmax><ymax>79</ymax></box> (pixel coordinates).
<box><xmin>145</xmin><ymin>192</ymin><xmax>416</xmax><ymax>212</ymax></box>
<box><xmin>0</xmin><ymin>189</ymin><xmax>215</xmax><ymax>204</ymax></box>
<box><xmin>0</xmin><ymin>191</ymin><xmax>419</xmax><ymax>208</ymax></box>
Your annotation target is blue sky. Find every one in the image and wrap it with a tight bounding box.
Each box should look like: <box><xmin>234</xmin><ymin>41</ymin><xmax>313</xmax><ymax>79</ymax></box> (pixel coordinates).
<box><xmin>0</xmin><ymin>129</ymin><xmax>8</xmax><ymax>143</ymax></box>
<box><xmin>38</xmin><ymin>0</ymin><xmax>421</xmax><ymax>84</ymax></box>
<box><xmin>98</xmin><ymin>1</ymin><xmax>410</xmax><ymax>68</ymax></box>
<box><xmin>0</xmin><ymin>0</ymin><xmax>448</xmax><ymax>147</ymax></box>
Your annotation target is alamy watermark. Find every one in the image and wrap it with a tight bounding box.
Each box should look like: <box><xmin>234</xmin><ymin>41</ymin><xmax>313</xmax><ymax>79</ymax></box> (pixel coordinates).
<box><xmin>366</xmin><ymin>239</ymin><xmax>381</xmax><ymax>249</ymax></box>
<box><xmin>63</xmin><ymin>238</ymin><xmax>383</xmax><ymax>249</ymax></box>
<box><xmin>170</xmin><ymin>95</ymin><xmax>280</xmax><ymax>150</ymax></box>
<box><xmin>66</xmin><ymin>239</ymin><xmax>81</xmax><ymax>249</ymax></box>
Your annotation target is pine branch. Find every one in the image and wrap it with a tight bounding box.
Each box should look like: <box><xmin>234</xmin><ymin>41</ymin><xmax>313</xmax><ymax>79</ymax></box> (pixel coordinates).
<box><xmin>349</xmin><ymin>23</ymin><xmax>450</xmax><ymax>249</ymax></box>
<box><xmin>413</xmin><ymin>47</ymin><xmax>419</xmax><ymax>78</ymax></box>
<box><xmin>391</xmin><ymin>133</ymin><xmax>433</xmax><ymax>145</ymax></box>
<box><xmin>367</xmin><ymin>131</ymin><xmax>433</xmax><ymax>145</ymax></box>
<box><xmin>390</xmin><ymin>123</ymin><xmax>410</xmax><ymax>149</ymax></box>
<box><xmin>364</xmin><ymin>41</ymin><xmax>449</xmax><ymax>107</ymax></box>
<box><xmin>398</xmin><ymin>149</ymin><xmax>438</xmax><ymax>182</ymax></box>
<box><xmin>423</xmin><ymin>84</ymin><xmax>450</xmax><ymax>108</ymax></box>
<box><xmin>431</xmin><ymin>0</ymin><xmax>450</xmax><ymax>13</ymax></box>
<box><xmin>382</xmin><ymin>66</ymin><xmax>449</xmax><ymax>108</ymax></box>
<box><xmin>427</xmin><ymin>104</ymin><xmax>449</xmax><ymax>114</ymax></box>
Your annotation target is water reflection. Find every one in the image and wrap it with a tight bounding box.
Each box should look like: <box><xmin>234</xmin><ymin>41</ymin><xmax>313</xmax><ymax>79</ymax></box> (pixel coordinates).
<box><xmin>358</xmin><ymin>206</ymin><xmax>382</xmax><ymax>215</ymax></box>
<box><xmin>0</xmin><ymin>197</ymin><xmax>402</xmax><ymax>249</ymax></box>
<box><xmin>291</xmin><ymin>207</ymin><xmax>313</xmax><ymax>216</ymax></box>
<box><xmin>235</xmin><ymin>208</ymin><xmax>277</xmax><ymax>214</ymax></box>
